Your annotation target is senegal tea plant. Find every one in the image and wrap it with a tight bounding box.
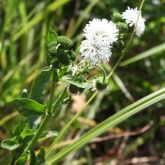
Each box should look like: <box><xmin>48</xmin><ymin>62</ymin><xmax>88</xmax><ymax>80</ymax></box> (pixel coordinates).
<box><xmin>2</xmin><ymin>1</ymin><xmax>165</xmax><ymax>164</ymax></box>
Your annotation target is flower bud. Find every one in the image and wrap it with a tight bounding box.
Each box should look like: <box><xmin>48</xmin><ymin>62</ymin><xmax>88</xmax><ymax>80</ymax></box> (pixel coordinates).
<box><xmin>57</xmin><ymin>49</ymin><xmax>70</xmax><ymax>65</ymax></box>
<box><xmin>112</xmin><ymin>12</ymin><xmax>122</xmax><ymax>22</ymax></box>
<box><xmin>96</xmin><ymin>81</ymin><xmax>107</xmax><ymax>90</ymax></box>
<box><xmin>116</xmin><ymin>22</ymin><xmax>128</xmax><ymax>33</ymax></box>
<box><xmin>48</xmin><ymin>41</ymin><xmax>57</xmax><ymax>54</ymax></box>
<box><xmin>69</xmin><ymin>84</ymin><xmax>84</xmax><ymax>94</ymax></box>
<box><xmin>57</xmin><ymin>36</ymin><xmax>73</xmax><ymax>49</ymax></box>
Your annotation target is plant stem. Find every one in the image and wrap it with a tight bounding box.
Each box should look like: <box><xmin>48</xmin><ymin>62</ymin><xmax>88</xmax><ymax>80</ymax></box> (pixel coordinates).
<box><xmin>46</xmin><ymin>91</ymin><xmax>97</xmax><ymax>159</ymax></box>
<box><xmin>107</xmin><ymin>0</ymin><xmax>145</xmax><ymax>80</ymax></box>
<box><xmin>23</xmin><ymin>69</ymin><xmax>57</xmax><ymax>153</ymax></box>
<box><xmin>46</xmin><ymin>0</ymin><xmax>145</xmax><ymax>160</ymax></box>
<box><xmin>95</xmin><ymin>64</ymin><xmax>106</xmax><ymax>82</ymax></box>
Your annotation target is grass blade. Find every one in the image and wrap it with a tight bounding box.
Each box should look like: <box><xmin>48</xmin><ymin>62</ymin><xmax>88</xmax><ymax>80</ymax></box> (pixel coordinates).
<box><xmin>120</xmin><ymin>43</ymin><xmax>165</xmax><ymax>66</ymax></box>
<box><xmin>47</xmin><ymin>88</ymin><xmax>165</xmax><ymax>164</ymax></box>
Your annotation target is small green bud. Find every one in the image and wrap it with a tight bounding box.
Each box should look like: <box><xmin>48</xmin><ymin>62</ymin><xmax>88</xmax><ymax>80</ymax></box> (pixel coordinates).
<box><xmin>117</xmin><ymin>22</ymin><xmax>128</xmax><ymax>33</ymax></box>
<box><xmin>49</xmin><ymin>47</ymin><xmax>57</xmax><ymax>55</ymax></box>
<box><xmin>48</xmin><ymin>41</ymin><xmax>57</xmax><ymax>54</ymax></box>
<box><xmin>96</xmin><ymin>81</ymin><xmax>107</xmax><ymax>90</ymax></box>
<box><xmin>57</xmin><ymin>36</ymin><xmax>73</xmax><ymax>49</ymax></box>
<box><xmin>69</xmin><ymin>84</ymin><xmax>84</xmax><ymax>94</ymax></box>
<box><xmin>57</xmin><ymin>49</ymin><xmax>70</xmax><ymax>65</ymax></box>
<box><xmin>112</xmin><ymin>12</ymin><xmax>122</xmax><ymax>22</ymax></box>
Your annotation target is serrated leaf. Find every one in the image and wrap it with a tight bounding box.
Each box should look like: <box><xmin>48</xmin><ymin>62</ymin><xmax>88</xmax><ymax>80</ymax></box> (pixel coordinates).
<box><xmin>12</xmin><ymin>98</ymin><xmax>46</xmax><ymax>116</ymax></box>
<box><xmin>1</xmin><ymin>137</ymin><xmax>20</xmax><ymax>151</ymax></box>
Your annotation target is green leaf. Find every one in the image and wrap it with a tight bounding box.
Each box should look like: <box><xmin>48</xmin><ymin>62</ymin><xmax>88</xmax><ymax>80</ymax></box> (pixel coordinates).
<box><xmin>30</xmin><ymin>151</ymin><xmax>36</xmax><ymax>165</ymax></box>
<box><xmin>12</xmin><ymin>98</ymin><xmax>47</xmax><ymax>116</ymax></box>
<box><xmin>120</xmin><ymin>42</ymin><xmax>165</xmax><ymax>66</ymax></box>
<box><xmin>61</xmin><ymin>76</ymin><xmax>91</xmax><ymax>89</ymax></box>
<box><xmin>46</xmin><ymin>88</ymin><xmax>165</xmax><ymax>164</ymax></box>
<box><xmin>13</xmin><ymin>122</ymin><xmax>24</xmax><ymax>136</ymax></box>
<box><xmin>39</xmin><ymin>131</ymin><xmax>58</xmax><ymax>141</ymax></box>
<box><xmin>20</xmin><ymin>124</ymin><xmax>35</xmax><ymax>139</ymax></box>
<box><xmin>29</xmin><ymin>68</ymin><xmax>51</xmax><ymax>103</ymax></box>
<box><xmin>36</xmin><ymin>148</ymin><xmax>45</xmax><ymax>165</ymax></box>
<box><xmin>47</xmin><ymin>27</ymin><xmax>58</xmax><ymax>44</ymax></box>
<box><xmin>58</xmin><ymin>66</ymin><xmax>69</xmax><ymax>79</ymax></box>
<box><xmin>14</xmin><ymin>153</ymin><xmax>28</xmax><ymax>165</ymax></box>
<box><xmin>1</xmin><ymin>137</ymin><xmax>20</xmax><ymax>151</ymax></box>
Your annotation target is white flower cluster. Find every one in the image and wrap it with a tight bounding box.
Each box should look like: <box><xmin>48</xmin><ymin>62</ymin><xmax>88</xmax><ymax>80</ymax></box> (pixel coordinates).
<box><xmin>80</xmin><ymin>7</ymin><xmax>145</xmax><ymax>64</ymax></box>
<box><xmin>122</xmin><ymin>7</ymin><xmax>145</xmax><ymax>36</ymax></box>
<box><xmin>80</xmin><ymin>19</ymin><xmax>119</xmax><ymax>64</ymax></box>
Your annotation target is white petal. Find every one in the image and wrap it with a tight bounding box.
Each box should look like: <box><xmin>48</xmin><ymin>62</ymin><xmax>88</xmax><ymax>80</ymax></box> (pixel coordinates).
<box><xmin>122</xmin><ymin>7</ymin><xmax>145</xmax><ymax>36</ymax></box>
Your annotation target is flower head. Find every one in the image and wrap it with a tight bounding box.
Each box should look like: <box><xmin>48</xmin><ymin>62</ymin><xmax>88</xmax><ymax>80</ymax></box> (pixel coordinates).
<box><xmin>80</xmin><ymin>40</ymin><xmax>112</xmax><ymax>64</ymax></box>
<box><xmin>122</xmin><ymin>7</ymin><xmax>145</xmax><ymax>36</ymax></box>
<box><xmin>80</xmin><ymin>19</ymin><xmax>119</xmax><ymax>64</ymax></box>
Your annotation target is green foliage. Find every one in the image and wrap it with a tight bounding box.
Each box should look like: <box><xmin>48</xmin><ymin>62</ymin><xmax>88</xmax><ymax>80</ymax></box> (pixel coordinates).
<box><xmin>1</xmin><ymin>137</ymin><xmax>20</xmax><ymax>151</ymax></box>
<box><xmin>36</xmin><ymin>148</ymin><xmax>46</xmax><ymax>165</ymax></box>
<box><xmin>57</xmin><ymin>36</ymin><xmax>73</xmax><ymax>49</ymax></box>
<box><xmin>12</xmin><ymin>98</ymin><xmax>47</xmax><ymax>116</ymax></box>
<box><xmin>96</xmin><ymin>81</ymin><xmax>107</xmax><ymax>90</ymax></box>
<box><xmin>20</xmin><ymin>125</ymin><xmax>35</xmax><ymax>139</ymax></box>
<box><xmin>14</xmin><ymin>153</ymin><xmax>28</xmax><ymax>165</ymax></box>
<box><xmin>47</xmin><ymin>27</ymin><xmax>58</xmax><ymax>44</ymax></box>
<box><xmin>29</xmin><ymin>68</ymin><xmax>51</xmax><ymax>102</ymax></box>
<box><xmin>29</xmin><ymin>148</ymin><xmax>46</xmax><ymax>165</ymax></box>
<box><xmin>47</xmin><ymin>88</ymin><xmax>165</xmax><ymax>164</ymax></box>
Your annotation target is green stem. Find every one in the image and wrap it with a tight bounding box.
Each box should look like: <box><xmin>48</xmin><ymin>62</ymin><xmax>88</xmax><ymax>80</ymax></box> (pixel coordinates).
<box><xmin>48</xmin><ymin>70</ymin><xmax>57</xmax><ymax>113</ymax></box>
<box><xmin>23</xmin><ymin>69</ymin><xmax>57</xmax><ymax>153</ymax></box>
<box><xmin>51</xmin><ymin>87</ymin><xmax>68</xmax><ymax>114</ymax></box>
<box><xmin>46</xmin><ymin>91</ymin><xmax>97</xmax><ymax>159</ymax></box>
<box><xmin>46</xmin><ymin>0</ymin><xmax>145</xmax><ymax>160</ymax></box>
<box><xmin>95</xmin><ymin>64</ymin><xmax>106</xmax><ymax>82</ymax></box>
<box><xmin>107</xmin><ymin>0</ymin><xmax>145</xmax><ymax>80</ymax></box>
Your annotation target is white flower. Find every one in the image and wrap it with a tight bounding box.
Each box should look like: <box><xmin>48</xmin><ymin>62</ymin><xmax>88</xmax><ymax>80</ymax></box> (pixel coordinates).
<box><xmin>80</xmin><ymin>19</ymin><xmax>119</xmax><ymax>64</ymax></box>
<box><xmin>83</xmin><ymin>19</ymin><xmax>119</xmax><ymax>45</ymax></box>
<box><xmin>122</xmin><ymin>7</ymin><xmax>145</xmax><ymax>36</ymax></box>
<box><xmin>80</xmin><ymin>39</ymin><xmax>112</xmax><ymax>64</ymax></box>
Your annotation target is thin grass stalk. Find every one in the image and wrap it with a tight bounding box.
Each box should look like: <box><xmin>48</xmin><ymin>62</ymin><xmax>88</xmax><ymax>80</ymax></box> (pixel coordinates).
<box><xmin>47</xmin><ymin>88</ymin><xmax>165</xmax><ymax>164</ymax></box>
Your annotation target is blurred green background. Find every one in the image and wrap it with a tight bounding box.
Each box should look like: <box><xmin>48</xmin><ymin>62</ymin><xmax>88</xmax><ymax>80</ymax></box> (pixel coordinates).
<box><xmin>0</xmin><ymin>0</ymin><xmax>165</xmax><ymax>164</ymax></box>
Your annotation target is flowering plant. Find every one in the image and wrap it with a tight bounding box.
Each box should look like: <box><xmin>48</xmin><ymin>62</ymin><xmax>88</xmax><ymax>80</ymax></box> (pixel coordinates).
<box><xmin>2</xmin><ymin>1</ymin><xmax>164</xmax><ymax>165</ymax></box>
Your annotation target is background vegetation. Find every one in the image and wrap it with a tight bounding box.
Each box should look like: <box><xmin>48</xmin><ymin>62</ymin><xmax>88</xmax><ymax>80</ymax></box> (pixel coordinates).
<box><xmin>0</xmin><ymin>0</ymin><xmax>165</xmax><ymax>164</ymax></box>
